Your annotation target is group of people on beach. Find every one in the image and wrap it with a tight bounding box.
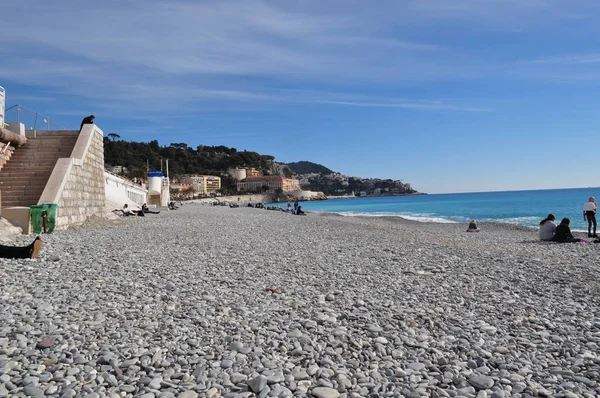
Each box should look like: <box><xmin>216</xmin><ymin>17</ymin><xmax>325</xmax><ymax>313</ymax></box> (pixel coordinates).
<box><xmin>538</xmin><ymin>197</ymin><xmax>598</xmax><ymax>243</ymax></box>
<box><xmin>121</xmin><ymin>203</ymin><xmax>160</xmax><ymax>217</ymax></box>
<box><xmin>224</xmin><ymin>198</ymin><xmax>306</xmax><ymax>215</ymax></box>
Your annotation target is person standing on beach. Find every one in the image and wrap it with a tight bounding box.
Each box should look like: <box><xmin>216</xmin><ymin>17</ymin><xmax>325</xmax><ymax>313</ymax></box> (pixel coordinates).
<box><xmin>80</xmin><ymin>115</ymin><xmax>95</xmax><ymax>132</ymax></box>
<box><xmin>583</xmin><ymin>197</ymin><xmax>597</xmax><ymax>238</ymax></box>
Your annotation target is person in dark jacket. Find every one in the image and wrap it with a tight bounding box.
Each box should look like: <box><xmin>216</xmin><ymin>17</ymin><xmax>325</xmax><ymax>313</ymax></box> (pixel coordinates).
<box><xmin>142</xmin><ymin>203</ymin><xmax>160</xmax><ymax>214</ymax></box>
<box><xmin>466</xmin><ymin>220</ymin><xmax>480</xmax><ymax>232</ymax></box>
<box><xmin>552</xmin><ymin>218</ymin><xmax>584</xmax><ymax>243</ymax></box>
<box><xmin>80</xmin><ymin>115</ymin><xmax>95</xmax><ymax>131</ymax></box>
<box><xmin>0</xmin><ymin>236</ymin><xmax>41</xmax><ymax>259</ymax></box>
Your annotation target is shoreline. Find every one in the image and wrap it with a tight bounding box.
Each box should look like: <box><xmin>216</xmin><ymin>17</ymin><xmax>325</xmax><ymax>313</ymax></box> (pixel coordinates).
<box><xmin>302</xmin><ymin>209</ymin><xmax>597</xmax><ymax>233</ymax></box>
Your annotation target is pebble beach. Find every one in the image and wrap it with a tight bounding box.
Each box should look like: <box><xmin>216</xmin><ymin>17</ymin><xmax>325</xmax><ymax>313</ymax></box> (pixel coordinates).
<box><xmin>1</xmin><ymin>205</ymin><xmax>600</xmax><ymax>398</ymax></box>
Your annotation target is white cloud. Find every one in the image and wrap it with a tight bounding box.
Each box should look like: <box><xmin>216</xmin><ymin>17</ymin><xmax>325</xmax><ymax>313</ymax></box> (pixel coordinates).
<box><xmin>527</xmin><ymin>54</ymin><xmax>600</xmax><ymax>64</ymax></box>
<box><xmin>320</xmin><ymin>100</ymin><xmax>489</xmax><ymax>112</ymax></box>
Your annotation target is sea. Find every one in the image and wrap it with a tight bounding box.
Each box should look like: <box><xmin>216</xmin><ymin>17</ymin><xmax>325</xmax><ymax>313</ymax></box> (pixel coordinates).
<box><xmin>287</xmin><ymin>188</ymin><xmax>600</xmax><ymax>232</ymax></box>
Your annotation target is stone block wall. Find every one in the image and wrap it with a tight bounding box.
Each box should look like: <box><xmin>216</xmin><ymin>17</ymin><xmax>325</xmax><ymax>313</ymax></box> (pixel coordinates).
<box><xmin>38</xmin><ymin>125</ymin><xmax>106</xmax><ymax>229</ymax></box>
<box><xmin>55</xmin><ymin>129</ymin><xmax>106</xmax><ymax>227</ymax></box>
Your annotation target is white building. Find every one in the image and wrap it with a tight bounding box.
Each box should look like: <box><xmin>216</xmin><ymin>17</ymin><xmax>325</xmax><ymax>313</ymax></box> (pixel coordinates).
<box><xmin>105</xmin><ymin>171</ymin><xmax>148</xmax><ymax>208</ymax></box>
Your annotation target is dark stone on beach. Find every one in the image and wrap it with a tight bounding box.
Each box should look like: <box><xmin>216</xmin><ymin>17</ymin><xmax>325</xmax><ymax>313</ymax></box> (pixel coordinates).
<box><xmin>36</xmin><ymin>337</ymin><xmax>55</xmax><ymax>349</ymax></box>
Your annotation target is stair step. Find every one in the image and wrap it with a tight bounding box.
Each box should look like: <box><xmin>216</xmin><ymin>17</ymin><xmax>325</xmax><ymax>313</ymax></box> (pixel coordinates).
<box><xmin>0</xmin><ymin>170</ymin><xmax>54</xmax><ymax>175</ymax></box>
<box><xmin>1</xmin><ymin>163</ymin><xmax>58</xmax><ymax>168</ymax></box>
<box><xmin>31</xmin><ymin>131</ymin><xmax>79</xmax><ymax>136</ymax></box>
<box><xmin>9</xmin><ymin>158</ymin><xmax>68</xmax><ymax>162</ymax></box>
<box><xmin>4</xmin><ymin>159</ymin><xmax>65</xmax><ymax>164</ymax></box>
<box><xmin>1</xmin><ymin>196</ymin><xmax>40</xmax><ymax>203</ymax></box>
<box><xmin>0</xmin><ymin>171</ymin><xmax>52</xmax><ymax>176</ymax></box>
<box><xmin>0</xmin><ymin>179</ymin><xmax>48</xmax><ymax>187</ymax></box>
<box><xmin>0</xmin><ymin>187</ymin><xmax>46</xmax><ymax>194</ymax></box>
<box><xmin>1</xmin><ymin>169</ymin><xmax>55</xmax><ymax>174</ymax></box>
<box><xmin>0</xmin><ymin>175</ymin><xmax>51</xmax><ymax>180</ymax></box>
<box><xmin>1</xmin><ymin>193</ymin><xmax>42</xmax><ymax>200</ymax></box>
<box><xmin>0</xmin><ymin>171</ymin><xmax>53</xmax><ymax>176</ymax></box>
<box><xmin>8</xmin><ymin>153</ymin><xmax>71</xmax><ymax>158</ymax></box>
<box><xmin>12</xmin><ymin>148</ymin><xmax>74</xmax><ymax>152</ymax></box>
<box><xmin>0</xmin><ymin>179</ymin><xmax>48</xmax><ymax>185</ymax></box>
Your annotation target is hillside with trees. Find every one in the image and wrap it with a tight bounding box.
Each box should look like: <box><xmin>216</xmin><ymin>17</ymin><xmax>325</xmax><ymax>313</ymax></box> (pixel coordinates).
<box><xmin>104</xmin><ymin>138</ymin><xmax>417</xmax><ymax>195</ymax></box>
<box><xmin>286</xmin><ymin>161</ymin><xmax>333</xmax><ymax>175</ymax></box>
<box><xmin>104</xmin><ymin>139</ymin><xmax>291</xmax><ymax>193</ymax></box>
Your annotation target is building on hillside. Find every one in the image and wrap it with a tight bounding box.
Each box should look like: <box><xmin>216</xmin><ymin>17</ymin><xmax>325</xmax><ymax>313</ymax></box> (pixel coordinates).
<box><xmin>228</xmin><ymin>168</ymin><xmax>247</xmax><ymax>181</ymax></box>
<box><xmin>246</xmin><ymin>168</ymin><xmax>261</xmax><ymax>177</ymax></box>
<box><xmin>181</xmin><ymin>175</ymin><xmax>222</xmax><ymax>195</ymax></box>
<box><xmin>170</xmin><ymin>183</ymin><xmax>192</xmax><ymax>191</ymax></box>
<box><xmin>170</xmin><ymin>183</ymin><xmax>193</xmax><ymax>199</ymax></box>
<box><xmin>236</xmin><ymin>176</ymin><xmax>301</xmax><ymax>193</ymax></box>
<box><xmin>108</xmin><ymin>165</ymin><xmax>127</xmax><ymax>174</ymax></box>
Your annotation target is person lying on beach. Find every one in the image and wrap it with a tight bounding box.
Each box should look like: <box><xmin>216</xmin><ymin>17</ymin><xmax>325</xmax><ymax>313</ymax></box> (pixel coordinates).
<box><xmin>142</xmin><ymin>203</ymin><xmax>160</xmax><ymax>214</ymax></box>
<box><xmin>466</xmin><ymin>220</ymin><xmax>479</xmax><ymax>232</ymax></box>
<box><xmin>122</xmin><ymin>204</ymin><xmax>144</xmax><ymax>216</ymax></box>
<box><xmin>539</xmin><ymin>214</ymin><xmax>557</xmax><ymax>241</ymax></box>
<box><xmin>0</xmin><ymin>236</ymin><xmax>42</xmax><ymax>259</ymax></box>
<box><xmin>122</xmin><ymin>204</ymin><xmax>136</xmax><ymax>216</ymax></box>
<box><xmin>552</xmin><ymin>218</ymin><xmax>586</xmax><ymax>243</ymax></box>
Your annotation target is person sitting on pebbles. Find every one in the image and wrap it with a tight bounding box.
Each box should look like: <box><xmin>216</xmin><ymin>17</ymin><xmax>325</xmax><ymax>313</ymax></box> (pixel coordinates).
<box><xmin>539</xmin><ymin>214</ymin><xmax>557</xmax><ymax>241</ymax></box>
<box><xmin>122</xmin><ymin>204</ymin><xmax>144</xmax><ymax>217</ymax></box>
<box><xmin>142</xmin><ymin>203</ymin><xmax>160</xmax><ymax>214</ymax></box>
<box><xmin>466</xmin><ymin>220</ymin><xmax>480</xmax><ymax>232</ymax></box>
<box><xmin>553</xmin><ymin>218</ymin><xmax>586</xmax><ymax>243</ymax></box>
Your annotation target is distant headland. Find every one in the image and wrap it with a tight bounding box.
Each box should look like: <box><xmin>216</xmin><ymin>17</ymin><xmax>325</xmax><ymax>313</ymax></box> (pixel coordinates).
<box><xmin>104</xmin><ymin>140</ymin><xmax>419</xmax><ymax>197</ymax></box>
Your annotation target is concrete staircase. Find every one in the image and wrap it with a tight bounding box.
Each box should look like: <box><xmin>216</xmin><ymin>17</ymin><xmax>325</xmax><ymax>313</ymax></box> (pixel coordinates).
<box><xmin>0</xmin><ymin>132</ymin><xmax>79</xmax><ymax>208</ymax></box>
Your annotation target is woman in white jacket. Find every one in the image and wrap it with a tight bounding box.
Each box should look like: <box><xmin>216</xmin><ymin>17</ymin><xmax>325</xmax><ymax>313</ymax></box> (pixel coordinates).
<box><xmin>539</xmin><ymin>214</ymin><xmax>557</xmax><ymax>241</ymax></box>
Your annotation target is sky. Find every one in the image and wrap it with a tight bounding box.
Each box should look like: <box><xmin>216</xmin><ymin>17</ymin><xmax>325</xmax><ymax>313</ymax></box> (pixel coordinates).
<box><xmin>1</xmin><ymin>0</ymin><xmax>600</xmax><ymax>194</ymax></box>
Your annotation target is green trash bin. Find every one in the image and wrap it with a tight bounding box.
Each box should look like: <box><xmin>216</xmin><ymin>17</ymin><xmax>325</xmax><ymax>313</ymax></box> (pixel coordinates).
<box><xmin>30</xmin><ymin>204</ymin><xmax>58</xmax><ymax>234</ymax></box>
<box><xmin>46</xmin><ymin>204</ymin><xmax>58</xmax><ymax>233</ymax></box>
<box><xmin>30</xmin><ymin>205</ymin><xmax>46</xmax><ymax>234</ymax></box>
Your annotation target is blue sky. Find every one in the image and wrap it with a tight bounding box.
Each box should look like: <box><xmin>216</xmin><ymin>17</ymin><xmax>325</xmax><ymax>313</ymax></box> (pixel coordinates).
<box><xmin>1</xmin><ymin>0</ymin><xmax>600</xmax><ymax>193</ymax></box>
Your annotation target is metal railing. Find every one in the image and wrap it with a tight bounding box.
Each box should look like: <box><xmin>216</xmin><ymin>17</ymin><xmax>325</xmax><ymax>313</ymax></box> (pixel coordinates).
<box><xmin>4</xmin><ymin>103</ymin><xmax>68</xmax><ymax>130</ymax></box>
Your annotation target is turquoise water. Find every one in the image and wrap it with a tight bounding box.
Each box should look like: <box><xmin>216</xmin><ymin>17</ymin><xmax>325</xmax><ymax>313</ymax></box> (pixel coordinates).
<box><xmin>288</xmin><ymin>188</ymin><xmax>600</xmax><ymax>231</ymax></box>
